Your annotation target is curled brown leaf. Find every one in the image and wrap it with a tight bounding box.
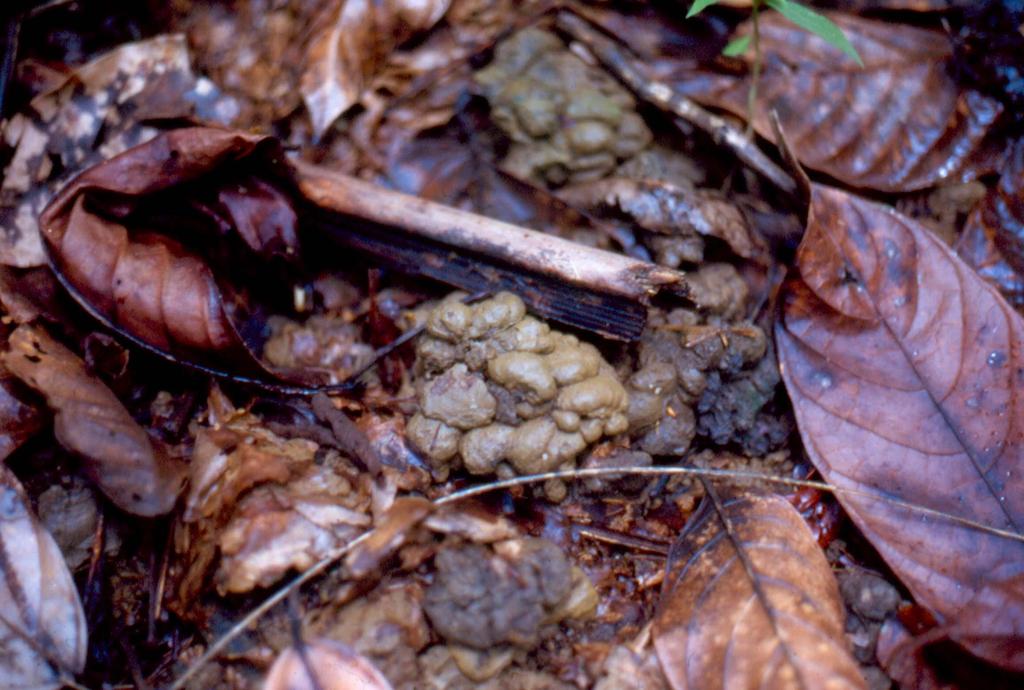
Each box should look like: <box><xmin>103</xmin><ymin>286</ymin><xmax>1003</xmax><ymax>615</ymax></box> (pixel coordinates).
<box><xmin>678</xmin><ymin>13</ymin><xmax>1003</xmax><ymax>192</ymax></box>
<box><xmin>777</xmin><ymin>184</ymin><xmax>1024</xmax><ymax>670</ymax></box>
<box><xmin>2</xmin><ymin>325</ymin><xmax>183</xmax><ymax>516</ymax></box>
<box><xmin>301</xmin><ymin>0</ymin><xmax>452</xmax><ymax>139</ymax></box>
<box><xmin>653</xmin><ymin>492</ymin><xmax>865</xmax><ymax>690</ymax></box>
<box><xmin>0</xmin><ymin>465</ymin><xmax>87</xmax><ymax>687</ymax></box>
<box><xmin>38</xmin><ymin>128</ymin><xmax>312</xmax><ymax>381</ymax></box>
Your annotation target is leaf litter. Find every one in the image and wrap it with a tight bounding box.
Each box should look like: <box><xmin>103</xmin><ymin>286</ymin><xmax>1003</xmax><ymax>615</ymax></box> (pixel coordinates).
<box><xmin>1</xmin><ymin>1</ymin><xmax>1024</xmax><ymax>689</ymax></box>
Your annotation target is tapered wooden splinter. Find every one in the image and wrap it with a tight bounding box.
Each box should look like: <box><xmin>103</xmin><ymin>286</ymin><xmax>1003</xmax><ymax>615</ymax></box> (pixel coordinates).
<box><xmin>292</xmin><ymin>160</ymin><xmax>688</xmax><ymax>341</ymax></box>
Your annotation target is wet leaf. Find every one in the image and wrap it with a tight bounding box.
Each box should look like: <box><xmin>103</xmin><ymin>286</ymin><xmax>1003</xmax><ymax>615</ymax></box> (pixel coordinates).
<box><xmin>955</xmin><ymin>198</ymin><xmax>1024</xmax><ymax>310</ymax></box>
<box><xmin>977</xmin><ymin>139</ymin><xmax>1024</xmax><ymax>277</ymax></box>
<box><xmin>1</xmin><ymin>325</ymin><xmax>182</xmax><ymax>516</ymax></box>
<box><xmin>0</xmin><ymin>465</ymin><xmax>87</xmax><ymax>688</ymax></box>
<box><xmin>652</xmin><ymin>492</ymin><xmax>865</xmax><ymax>690</ymax></box>
<box><xmin>300</xmin><ymin>0</ymin><xmax>452</xmax><ymax>139</ymax></box>
<box><xmin>38</xmin><ymin>128</ymin><xmax>313</xmax><ymax>382</ymax></box>
<box><xmin>0</xmin><ymin>35</ymin><xmax>237</xmax><ymax>268</ymax></box>
<box><xmin>678</xmin><ymin>13</ymin><xmax>1003</xmax><ymax>192</ymax></box>
<box><xmin>776</xmin><ymin>184</ymin><xmax>1024</xmax><ymax>670</ymax></box>
<box><xmin>264</xmin><ymin>639</ymin><xmax>393</xmax><ymax>690</ymax></box>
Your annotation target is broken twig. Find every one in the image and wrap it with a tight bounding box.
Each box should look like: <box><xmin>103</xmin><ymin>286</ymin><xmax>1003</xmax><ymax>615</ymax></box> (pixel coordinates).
<box><xmin>292</xmin><ymin>161</ymin><xmax>687</xmax><ymax>341</ymax></box>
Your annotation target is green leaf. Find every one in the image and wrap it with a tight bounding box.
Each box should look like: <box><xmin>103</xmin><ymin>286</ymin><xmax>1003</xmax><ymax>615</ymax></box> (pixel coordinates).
<box><xmin>722</xmin><ymin>34</ymin><xmax>751</xmax><ymax>57</ymax></box>
<box><xmin>686</xmin><ymin>0</ymin><xmax>720</xmax><ymax>18</ymax></box>
<box><xmin>765</xmin><ymin>0</ymin><xmax>864</xmax><ymax>66</ymax></box>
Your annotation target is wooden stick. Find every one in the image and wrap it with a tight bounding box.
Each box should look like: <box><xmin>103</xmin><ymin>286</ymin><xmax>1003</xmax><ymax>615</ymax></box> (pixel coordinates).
<box><xmin>554</xmin><ymin>12</ymin><xmax>797</xmax><ymax>196</ymax></box>
<box><xmin>291</xmin><ymin>160</ymin><xmax>688</xmax><ymax>341</ymax></box>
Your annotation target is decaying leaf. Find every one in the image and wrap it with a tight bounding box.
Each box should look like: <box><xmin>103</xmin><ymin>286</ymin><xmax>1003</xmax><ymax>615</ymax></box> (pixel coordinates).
<box><xmin>38</xmin><ymin>128</ymin><xmax>309</xmax><ymax>379</ymax></box>
<box><xmin>653</xmin><ymin>492</ymin><xmax>865</xmax><ymax>690</ymax></box>
<box><xmin>174</xmin><ymin>392</ymin><xmax>372</xmax><ymax>604</ymax></box>
<box><xmin>0</xmin><ymin>34</ymin><xmax>237</xmax><ymax>268</ymax></box>
<box><xmin>678</xmin><ymin>13</ymin><xmax>1003</xmax><ymax>192</ymax></box>
<box><xmin>264</xmin><ymin>639</ymin><xmax>393</xmax><ymax>690</ymax></box>
<box><xmin>0</xmin><ymin>465</ymin><xmax>87</xmax><ymax>688</ymax></box>
<box><xmin>0</xmin><ymin>366</ymin><xmax>44</xmax><ymax>462</ymax></box>
<box><xmin>2</xmin><ymin>325</ymin><xmax>182</xmax><ymax>516</ymax></box>
<box><xmin>300</xmin><ymin>0</ymin><xmax>452</xmax><ymax>139</ymax></box>
<box><xmin>776</xmin><ymin>185</ymin><xmax>1024</xmax><ymax>670</ymax></box>
<box><xmin>557</xmin><ymin>178</ymin><xmax>767</xmax><ymax>265</ymax></box>
<box><xmin>976</xmin><ymin>139</ymin><xmax>1024</xmax><ymax>277</ymax></box>
<box><xmin>955</xmin><ymin>198</ymin><xmax>1024</xmax><ymax>310</ymax></box>
<box><xmin>386</xmin><ymin>111</ymin><xmax>628</xmax><ymax>252</ymax></box>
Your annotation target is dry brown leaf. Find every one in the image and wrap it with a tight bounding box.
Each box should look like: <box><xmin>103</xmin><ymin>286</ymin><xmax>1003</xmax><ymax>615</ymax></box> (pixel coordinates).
<box><xmin>0</xmin><ymin>35</ymin><xmax>237</xmax><ymax>268</ymax></box>
<box><xmin>777</xmin><ymin>185</ymin><xmax>1024</xmax><ymax>670</ymax></box>
<box><xmin>678</xmin><ymin>13</ymin><xmax>1003</xmax><ymax>192</ymax></box>
<box><xmin>0</xmin><ymin>465</ymin><xmax>87</xmax><ymax>688</ymax></box>
<box><xmin>264</xmin><ymin>639</ymin><xmax>393</xmax><ymax>690</ymax></box>
<box><xmin>653</xmin><ymin>492</ymin><xmax>864</xmax><ymax>690</ymax></box>
<box><xmin>557</xmin><ymin>178</ymin><xmax>767</xmax><ymax>264</ymax></box>
<box><xmin>300</xmin><ymin>0</ymin><xmax>452</xmax><ymax>139</ymax></box>
<box><xmin>174</xmin><ymin>394</ymin><xmax>372</xmax><ymax>603</ymax></box>
<box><xmin>1</xmin><ymin>325</ymin><xmax>183</xmax><ymax>516</ymax></box>
<box><xmin>345</xmin><ymin>496</ymin><xmax>433</xmax><ymax>580</ymax></box>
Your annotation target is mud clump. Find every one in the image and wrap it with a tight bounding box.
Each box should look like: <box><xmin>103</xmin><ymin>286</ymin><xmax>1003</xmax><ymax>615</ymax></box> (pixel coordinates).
<box><xmin>423</xmin><ymin>538</ymin><xmax>580</xmax><ymax>650</ymax></box>
<box><xmin>626</xmin><ymin>264</ymin><xmax>788</xmax><ymax>456</ymax></box>
<box><xmin>407</xmin><ymin>292</ymin><xmax>629</xmax><ymax>484</ymax></box>
<box><xmin>475</xmin><ymin>28</ymin><xmax>652</xmax><ymax>186</ymax></box>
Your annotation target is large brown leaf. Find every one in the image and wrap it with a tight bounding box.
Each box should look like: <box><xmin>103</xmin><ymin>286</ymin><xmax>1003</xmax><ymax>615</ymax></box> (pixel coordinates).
<box><xmin>776</xmin><ymin>185</ymin><xmax>1024</xmax><ymax>670</ymax></box>
<box><xmin>0</xmin><ymin>465</ymin><xmax>87</xmax><ymax>688</ymax></box>
<box><xmin>652</xmin><ymin>492</ymin><xmax>865</xmax><ymax>690</ymax></box>
<box><xmin>300</xmin><ymin>0</ymin><xmax>452</xmax><ymax>139</ymax></box>
<box><xmin>676</xmin><ymin>13</ymin><xmax>1003</xmax><ymax>192</ymax></box>
<box><xmin>1</xmin><ymin>325</ymin><xmax>182</xmax><ymax>516</ymax></box>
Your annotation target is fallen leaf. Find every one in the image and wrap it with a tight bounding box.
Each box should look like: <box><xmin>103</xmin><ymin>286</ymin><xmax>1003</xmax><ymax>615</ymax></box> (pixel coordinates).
<box><xmin>677</xmin><ymin>12</ymin><xmax>1003</xmax><ymax>192</ymax></box>
<box><xmin>652</xmin><ymin>492</ymin><xmax>865</xmax><ymax>690</ymax></box>
<box><xmin>0</xmin><ymin>366</ymin><xmax>44</xmax><ymax>462</ymax></box>
<box><xmin>557</xmin><ymin>178</ymin><xmax>767</xmax><ymax>265</ymax></box>
<box><xmin>300</xmin><ymin>0</ymin><xmax>452</xmax><ymax>139</ymax></box>
<box><xmin>264</xmin><ymin>639</ymin><xmax>393</xmax><ymax>690</ymax></box>
<box><xmin>0</xmin><ymin>35</ymin><xmax>237</xmax><ymax>268</ymax></box>
<box><xmin>38</xmin><ymin>128</ymin><xmax>315</xmax><ymax>382</ymax></box>
<box><xmin>974</xmin><ymin>139</ymin><xmax>1024</xmax><ymax>277</ymax></box>
<box><xmin>174</xmin><ymin>393</ymin><xmax>372</xmax><ymax>604</ymax></box>
<box><xmin>776</xmin><ymin>184</ymin><xmax>1024</xmax><ymax>669</ymax></box>
<box><xmin>1</xmin><ymin>324</ymin><xmax>182</xmax><ymax>516</ymax></box>
<box><xmin>955</xmin><ymin>199</ymin><xmax>1024</xmax><ymax>310</ymax></box>
<box><xmin>0</xmin><ymin>465</ymin><xmax>87</xmax><ymax>688</ymax></box>
<box><xmin>345</xmin><ymin>497</ymin><xmax>433</xmax><ymax>580</ymax></box>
